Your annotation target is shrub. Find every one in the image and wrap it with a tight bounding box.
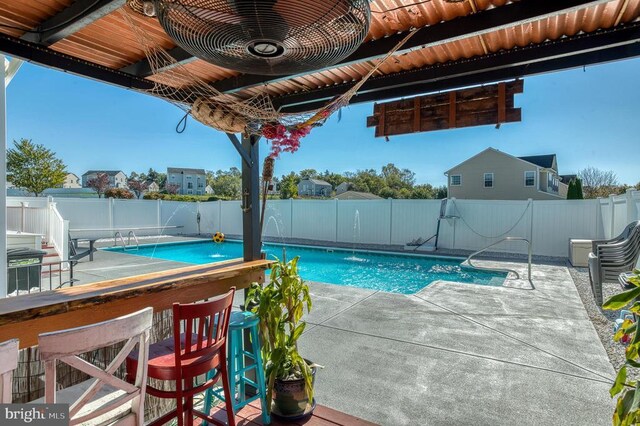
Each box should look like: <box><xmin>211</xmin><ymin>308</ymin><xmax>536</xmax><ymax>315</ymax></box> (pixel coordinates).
<box><xmin>142</xmin><ymin>193</ymin><xmax>231</xmax><ymax>202</ymax></box>
<box><xmin>105</xmin><ymin>188</ymin><xmax>134</xmax><ymax>199</ymax></box>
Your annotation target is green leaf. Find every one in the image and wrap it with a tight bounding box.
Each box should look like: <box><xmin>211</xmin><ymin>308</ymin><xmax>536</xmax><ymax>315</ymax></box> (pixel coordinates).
<box><xmin>612</xmin><ymin>367</ymin><xmax>628</xmax><ymax>397</ymax></box>
<box><xmin>604</xmin><ymin>287</ymin><xmax>640</xmax><ymax>310</ymax></box>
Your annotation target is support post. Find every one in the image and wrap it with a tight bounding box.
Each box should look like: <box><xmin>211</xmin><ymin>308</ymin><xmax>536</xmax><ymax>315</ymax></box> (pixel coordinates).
<box><xmin>237</xmin><ymin>133</ymin><xmax>260</xmax><ymax>397</ymax></box>
<box><xmin>0</xmin><ymin>54</ymin><xmax>6</xmax><ymax>298</ymax></box>
<box><xmin>240</xmin><ymin>134</ymin><xmax>261</xmax><ymax>261</ymax></box>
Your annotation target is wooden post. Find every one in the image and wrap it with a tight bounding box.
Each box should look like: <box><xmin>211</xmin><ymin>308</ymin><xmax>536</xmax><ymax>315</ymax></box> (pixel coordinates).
<box><xmin>241</xmin><ymin>134</ymin><xmax>261</xmax><ymax>262</ymax></box>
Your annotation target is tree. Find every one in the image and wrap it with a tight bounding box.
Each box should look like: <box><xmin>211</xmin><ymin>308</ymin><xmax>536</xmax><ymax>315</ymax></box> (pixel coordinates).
<box><xmin>279</xmin><ymin>172</ymin><xmax>299</xmax><ymax>199</ymax></box>
<box><xmin>435</xmin><ymin>186</ymin><xmax>448</xmax><ymax>199</ymax></box>
<box><xmin>411</xmin><ymin>184</ymin><xmax>436</xmax><ymax>199</ymax></box>
<box><xmin>319</xmin><ymin>170</ymin><xmax>346</xmax><ymax>189</ymax></box>
<box><xmin>165</xmin><ymin>183</ymin><xmax>180</xmax><ymax>194</ymax></box>
<box><xmin>128</xmin><ymin>178</ymin><xmax>149</xmax><ymax>199</ymax></box>
<box><xmin>105</xmin><ymin>187</ymin><xmax>134</xmax><ymax>199</ymax></box>
<box><xmin>6</xmin><ymin>139</ymin><xmax>67</xmax><ymax>196</ymax></box>
<box><xmin>299</xmin><ymin>169</ymin><xmax>318</xmax><ymax>180</ymax></box>
<box><xmin>208</xmin><ymin>168</ymin><xmax>241</xmax><ymax>198</ymax></box>
<box><xmin>86</xmin><ymin>173</ymin><xmax>111</xmax><ymax>198</ymax></box>
<box><xmin>566</xmin><ymin>178</ymin><xmax>584</xmax><ymax>200</ymax></box>
<box><xmin>578</xmin><ymin>166</ymin><xmax>619</xmax><ymax>198</ymax></box>
<box><xmin>381</xmin><ymin>163</ymin><xmax>415</xmax><ymax>191</ymax></box>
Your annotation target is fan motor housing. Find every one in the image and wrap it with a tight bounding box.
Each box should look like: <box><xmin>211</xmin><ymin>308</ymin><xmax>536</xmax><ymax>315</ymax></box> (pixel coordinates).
<box><xmin>154</xmin><ymin>0</ymin><xmax>371</xmax><ymax>75</ymax></box>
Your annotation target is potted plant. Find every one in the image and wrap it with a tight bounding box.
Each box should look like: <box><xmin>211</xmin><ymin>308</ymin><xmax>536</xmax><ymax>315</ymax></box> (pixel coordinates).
<box><xmin>247</xmin><ymin>256</ymin><xmax>316</xmax><ymax>418</ymax></box>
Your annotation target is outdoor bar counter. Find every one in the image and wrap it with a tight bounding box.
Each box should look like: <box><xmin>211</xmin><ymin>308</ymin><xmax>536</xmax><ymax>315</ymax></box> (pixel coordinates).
<box><xmin>0</xmin><ymin>258</ymin><xmax>272</xmax><ymax>348</ymax></box>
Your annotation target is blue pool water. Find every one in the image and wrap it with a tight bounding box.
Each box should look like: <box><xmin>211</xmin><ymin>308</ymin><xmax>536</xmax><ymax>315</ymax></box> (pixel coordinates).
<box><xmin>106</xmin><ymin>241</ymin><xmax>506</xmax><ymax>294</ymax></box>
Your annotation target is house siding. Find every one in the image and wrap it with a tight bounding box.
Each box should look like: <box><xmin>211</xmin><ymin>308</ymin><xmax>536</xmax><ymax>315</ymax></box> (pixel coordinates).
<box><xmin>447</xmin><ymin>149</ymin><xmax>565</xmax><ymax>200</ymax></box>
<box><xmin>167</xmin><ymin>168</ymin><xmax>206</xmax><ymax>195</ymax></box>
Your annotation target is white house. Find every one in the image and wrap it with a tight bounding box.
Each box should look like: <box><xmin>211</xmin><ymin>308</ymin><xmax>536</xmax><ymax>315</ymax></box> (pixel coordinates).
<box><xmin>205</xmin><ymin>185</ymin><xmax>214</xmax><ymax>195</ymax></box>
<box><xmin>147</xmin><ymin>181</ymin><xmax>160</xmax><ymax>193</ymax></box>
<box><xmin>298</xmin><ymin>179</ymin><xmax>332</xmax><ymax>197</ymax></box>
<box><xmin>82</xmin><ymin>170</ymin><xmax>128</xmax><ymax>188</ymax></box>
<box><xmin>444</xmin><ymin>148</ymin><xmax>570</xmax><ymax>200</ymax></box>
<box><xmin>62</xmin><ymin>173</ymin><xmax>81</xmax><ymax>188</ymax></box>
<box><xmin>167</xmin><ymin>167</ymin><xmax>206</xmax><ymax>195</ymax></box>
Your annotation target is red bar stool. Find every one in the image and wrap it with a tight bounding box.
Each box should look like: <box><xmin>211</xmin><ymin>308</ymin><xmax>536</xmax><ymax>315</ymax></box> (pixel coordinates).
<box><xmin>127</xmin><ymin>288</ymin><xmax>236</xmax><ymax>426</ymax></box>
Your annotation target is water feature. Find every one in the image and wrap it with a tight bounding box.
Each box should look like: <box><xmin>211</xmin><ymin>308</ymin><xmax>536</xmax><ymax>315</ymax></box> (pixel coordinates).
<box><xmin>346</xmin><ymin>209</ymin><xmax>367</xmax><ymax>262</ymax></box>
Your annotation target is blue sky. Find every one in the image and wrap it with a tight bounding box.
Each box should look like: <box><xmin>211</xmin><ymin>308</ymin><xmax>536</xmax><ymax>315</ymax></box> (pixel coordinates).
<box><xmin>6</xmin><ymin>56</ymin><xmax>640</xmax><ymax>186</ymax></box>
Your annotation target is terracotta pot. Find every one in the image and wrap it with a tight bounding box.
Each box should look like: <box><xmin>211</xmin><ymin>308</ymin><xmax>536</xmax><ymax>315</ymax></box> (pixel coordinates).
<box><xmin>273</xmin><ymin>363</ymin><xmax>316</xmax><ymax>416</ymax></box>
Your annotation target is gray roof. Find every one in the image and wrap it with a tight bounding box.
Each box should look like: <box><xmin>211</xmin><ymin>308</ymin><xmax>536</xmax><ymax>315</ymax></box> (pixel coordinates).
<box><xmin>300</xmin><ymin>178</ymin><xmax>332</xmax><ymax>186</ymax></box>
<box><xmin>518</xmin><ymin>154</ymin><xmax>556</xmax><ymax>169</ymax></box>
<box><xmin>167</xmin><ymin>167</ymin><xmax>206</xmax><ymax>175</ymax></box>
<box><xmin>560</xmin><ymin>174</ymin><xmax>577</xmax><ymax>184</ymax></box>
<box><xmin>82</xmin><ymin>170</ymin><xmax>124</xmax><ymax>177</ymax></box>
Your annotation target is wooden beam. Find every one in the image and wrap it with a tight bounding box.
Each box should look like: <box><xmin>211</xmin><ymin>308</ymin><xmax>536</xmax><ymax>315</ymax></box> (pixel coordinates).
<box><xmin>276</xmin><ymin>23</ymin><xmax>640</xmax><ymax>112</ymax></box>
<box><xmin>21</xmin><ymin>0</ymin><xmax>126</xmax><ymax>46</ymax></box>
<box><xmin>449</xmin><ymin>92</ymin><xmax>457</xmax><ymax>129</ymax></box>
<box><xmin>241</xmin><ymin>134</ymin><xmax>261</xmax><ymax>262</ymax></box>
<box><xmin>0</xmin><ymin>259</ymin><xmax>272</xmax><ymax>348</ymax></box>
<box><xmin>205</xmin><ymin>0</ymin><xmax>611</xmax><ymax>93</ymax></box>
<box><xmin>497</xmin><ymin>82</ymin><xmax>506</xmax><ymax>124</ymax></box>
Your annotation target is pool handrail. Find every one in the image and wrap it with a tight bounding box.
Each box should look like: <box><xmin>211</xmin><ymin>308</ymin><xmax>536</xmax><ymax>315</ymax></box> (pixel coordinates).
<box><xmin>463</xmin><ymin>237</ymin><xmax>532</xmax><ymax>281</ymax></box>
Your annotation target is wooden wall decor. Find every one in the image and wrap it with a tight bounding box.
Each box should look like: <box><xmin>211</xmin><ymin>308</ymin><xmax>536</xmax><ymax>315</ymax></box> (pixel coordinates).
<box><xmin>366</xmin><ymin>80</ymin><xmax>523</xmax><ymax>137</ymax></box>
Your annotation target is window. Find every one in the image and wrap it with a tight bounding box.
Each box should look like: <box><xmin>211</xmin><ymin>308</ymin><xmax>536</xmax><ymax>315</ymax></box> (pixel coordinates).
<box><xmin>450</xmin><ymin>175</ymin><xmax>462</xmax><ymax>186</ymax></box>
<box><xmin>484</xmin><ymin>173</ymin><xmax>494</xmax><ymax>188</ymax></box>
<box><xmin>187</xmin><ymin>182</ymin><xmax>193</xmax><ymax>189</ymax></box>
<box><xmin>525</xmin><ymin>171</ymin><xmax>535</xmax><ymax>187</ymax></box>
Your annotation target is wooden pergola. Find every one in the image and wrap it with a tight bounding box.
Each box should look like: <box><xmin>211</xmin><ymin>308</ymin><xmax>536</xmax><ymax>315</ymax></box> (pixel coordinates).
<box><xmin>0</xmin><ymin>0</ymin><xmax>638</xmax><ymax>341</ymax></box>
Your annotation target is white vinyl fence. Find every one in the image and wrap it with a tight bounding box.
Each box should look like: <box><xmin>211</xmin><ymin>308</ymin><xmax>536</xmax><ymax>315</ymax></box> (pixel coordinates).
<box><xmin>7</xmin><ymin>190</ymin><xmax>640</xmax><ymax>259</ymax></box>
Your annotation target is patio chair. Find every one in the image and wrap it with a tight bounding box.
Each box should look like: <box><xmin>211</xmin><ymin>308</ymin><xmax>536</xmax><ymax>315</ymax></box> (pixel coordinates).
<box><xmin>589</xmin><ymin>221</ymin><xmax>640</xmax><ymax>306</ymax></box>
<box><xmin>38</xmin><ymin>308</ymin><xmax>153</xmax><ymax>426</ymax></box>
<box><xmin>126</xmin><ymin>288</ymin><xmax>236</xmax><ymax>426</ymax></box>
<box><xmin>0</xmin><ymin>338</ymin><xmax>19</xmax><ymax>403</ymax></box>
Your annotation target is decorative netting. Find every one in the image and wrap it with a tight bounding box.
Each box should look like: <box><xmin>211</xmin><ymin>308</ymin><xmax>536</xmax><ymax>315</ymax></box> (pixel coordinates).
<box><xmin>121</xmin><ymin>1</ymin><xmax>418</xmax><ymax>156</ymax></box>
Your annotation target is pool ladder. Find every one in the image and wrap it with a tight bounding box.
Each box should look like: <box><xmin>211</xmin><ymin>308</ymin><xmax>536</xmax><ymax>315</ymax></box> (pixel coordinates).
<box><xmin>114</xmin><ymin>231</ymin><xmax>140</xmax><ymax>251</ymax></box>
<box><xmin>462</xmin><ymin>236</ymin><xmax>532</xmax><ymax>281</ymax></box>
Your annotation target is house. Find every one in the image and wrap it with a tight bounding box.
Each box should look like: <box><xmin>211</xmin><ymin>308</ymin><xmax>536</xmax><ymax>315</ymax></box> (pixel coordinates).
<box><xmin>205</xmin><ymin>185</ymin><xmax>214</xmax><ymax>195</ymax></box>
<box><xmin>62</xmin><ymin>173</ymin><xmax>81</xmax><ymax>188</ymax></box>
<box><xmin>298</xmin><ymin>178</ymin><xmax>332</xmax><ymax>197</ymax></box>
<box><xmin>335</xmin><ymin>191</ymin><xmax>382</xmax><ymax>200</ymax></box>
<box><xmin>82</xmin><ymin>170</ymin><xmax>128</xmax><ymax>188</ymax></box>
<box><xmin>167</xmin><ymin>167</ymin><xmax>206</xmax><ymax>195</ymax></box>
<box><xmin>444</xmin><ymin>148</ymin><xmax>570</xmax><ymax>200</ymax></box>
<box><xmin>147</xmin><ymin>182</ymin><xmax>160</xmax><ymax>193</ymax></box>
<box><xmin>336</xmin><ymin>182</ymin><xmax>353</xmax><ymax>195</ymax></box>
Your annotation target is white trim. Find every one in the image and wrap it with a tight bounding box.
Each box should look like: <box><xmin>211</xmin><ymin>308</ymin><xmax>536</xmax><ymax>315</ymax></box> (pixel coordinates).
<box><xmin>483</xmin><ymin>173</ymin><xmax>494</xmax><ymax>188</ymax></box>
<box><xmin>450</xmin><ymin>174</ymin><xmax>462</xmax><ymax>186</ymax></box>
<box><xmin>524</xmin><ymin>170</ymin><xmax>536</xmax><ymax>187</ymax></box>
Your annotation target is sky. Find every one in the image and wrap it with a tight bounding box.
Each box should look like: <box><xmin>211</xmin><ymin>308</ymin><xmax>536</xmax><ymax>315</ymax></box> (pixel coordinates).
<box><xmin>6</xmin><ymin>56</ymin><xmax>640</xmax><ymax>187</ymax></box>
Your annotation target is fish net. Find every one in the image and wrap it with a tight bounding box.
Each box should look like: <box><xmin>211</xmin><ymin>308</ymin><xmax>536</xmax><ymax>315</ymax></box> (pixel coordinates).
<box><xmin>121</xmin><ymin>2</ymin><xmax>417</xmax><ymax>156</ymax></box>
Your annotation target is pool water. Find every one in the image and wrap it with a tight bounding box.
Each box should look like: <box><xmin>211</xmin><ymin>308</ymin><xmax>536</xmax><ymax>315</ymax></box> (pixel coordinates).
<box><xmin>106</xmin><ymin>241</ymin><xmax>506</xmax><ymax>294</ymax></box>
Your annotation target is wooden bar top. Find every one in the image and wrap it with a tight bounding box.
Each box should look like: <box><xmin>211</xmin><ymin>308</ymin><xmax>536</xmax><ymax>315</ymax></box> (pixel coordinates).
<box><xmin>0</xmin><ymin>258</ymin><xmax>273</xmax><ymax>348</ymax></box>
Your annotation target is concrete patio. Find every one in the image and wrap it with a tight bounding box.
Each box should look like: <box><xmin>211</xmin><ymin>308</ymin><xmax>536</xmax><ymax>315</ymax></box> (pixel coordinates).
<box><xmin>68</xmin><ymin>246</ymin><xmax>615</xmax><ymax>425</ymax></box>
<box><xmin>299</xmin><ymin>261</ymin><xmax>615</xmax><ymax>425</ymax></box>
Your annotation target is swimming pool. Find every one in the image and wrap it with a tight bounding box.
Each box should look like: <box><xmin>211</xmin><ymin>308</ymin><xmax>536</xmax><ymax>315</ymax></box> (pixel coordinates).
<box><xmin>106</xmin><ymin>241</ymin><xmax>506</xmax><ymax>294</ymax></box>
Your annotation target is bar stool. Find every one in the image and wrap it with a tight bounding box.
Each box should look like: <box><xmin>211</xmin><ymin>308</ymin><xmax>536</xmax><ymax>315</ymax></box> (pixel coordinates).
<box><xmin>204</xmin><ymin>310</ymin><xmax>270</xmax><ymax>425</ymax></box>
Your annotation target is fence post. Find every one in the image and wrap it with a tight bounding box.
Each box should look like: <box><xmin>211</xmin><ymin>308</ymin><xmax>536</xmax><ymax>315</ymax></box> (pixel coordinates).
<box><xmin>20</xmin><ymin>201</ymin><xmax>28</xmax><ymax>232</ymax></box>
<box><xmin>62</xmin><ymin>219</ymin><xmax>70</xmax><ymax>262</ymax></box>
<box><xmin>108</xmin><ymin>197</ymin><xmax>114</xmax><ymax>229</ymax></box>
<box><xmin>528</xmin><ymin>198</ymin><xmax>534</xmax><ymax>253</ymax></box>
<box><xmin>626</xmin><ymin>188</ymin><xmax>637</xmax><ymax>224</ymax></box>
<box><xmin>157</xmin><ymin>199</ymin><xmax>162</xmax><ymax>229</ymax></box>
<box><xmin>218</xmin><ymin>199</ymin><xmax>222</xmax><ymax>232</ymax></box>
<box><xmin>609</xmin><ymin>194</ymin><xmax>616</xmax><ymax>238</ymax></box>
<box><xmin>290</xmin><ymin>198</ymin><xmax>294</xmax><ymax>238</ymax></box>
<box><xmin>335</xmin><ymin>198</ymin><xmax>339</xmax><ymax>242</ymax></box>
<box><xmin>389</xmin><ymin>198</ymin><xmax>393</xmax><ymax>245</ymax></box>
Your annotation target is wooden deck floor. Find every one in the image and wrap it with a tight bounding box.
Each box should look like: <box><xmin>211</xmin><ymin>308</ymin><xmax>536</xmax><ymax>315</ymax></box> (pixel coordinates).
<box><xmin>208</xmin><ymin>400</ymin><xmax>378</xmax><ymax>426</ymax></box>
